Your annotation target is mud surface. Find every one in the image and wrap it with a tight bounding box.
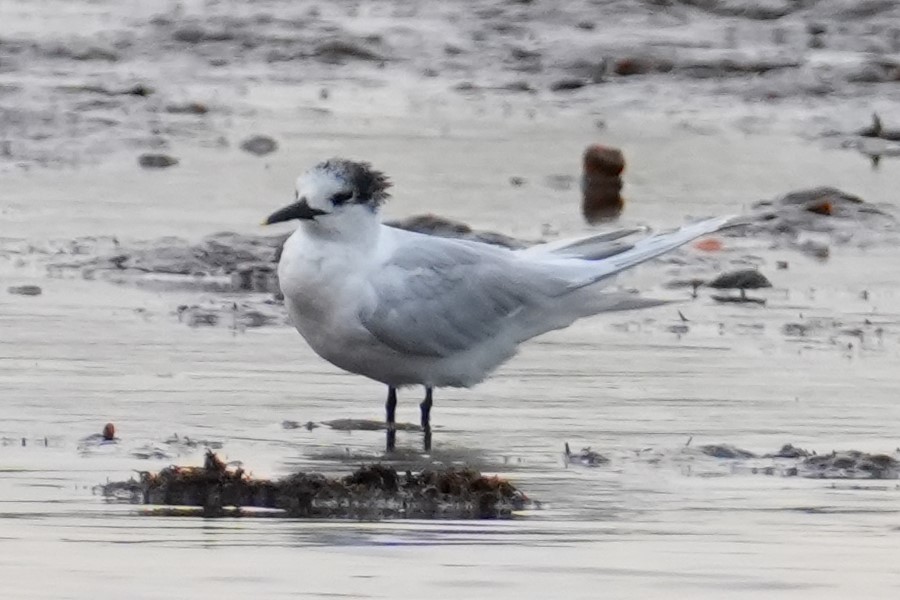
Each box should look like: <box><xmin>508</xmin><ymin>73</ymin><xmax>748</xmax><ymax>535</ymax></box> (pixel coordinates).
<box><xmin>2</xmin><ymin>0</ymin><xmax>900</xmax><ymax>171</ymax></box>
<box><xmin>3</xmin><ymin>1</ymin><xmax>900</xmax><ymax>598</ymax></box>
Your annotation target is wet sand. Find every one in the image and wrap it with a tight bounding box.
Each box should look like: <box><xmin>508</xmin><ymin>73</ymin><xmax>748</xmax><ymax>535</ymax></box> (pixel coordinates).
<box><xmin>4</xmin><ymin>119</ymin><xmax>900</xmax><ymax>598</ymax></box>
<box><xmin>3</xmin><ymin>1</ymin><xmax>900</xmax><ymax>598</ymax></box>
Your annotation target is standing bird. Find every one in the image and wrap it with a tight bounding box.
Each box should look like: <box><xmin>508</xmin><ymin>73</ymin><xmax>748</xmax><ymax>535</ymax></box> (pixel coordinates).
<box><xmin>264</xmin><ymin>158</ymin><xmax>735</xmax><ymax>453</ymax></box>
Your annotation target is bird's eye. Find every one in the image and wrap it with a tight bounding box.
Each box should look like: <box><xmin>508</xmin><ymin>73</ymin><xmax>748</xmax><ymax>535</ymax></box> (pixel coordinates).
<box><xmin>331</xmin><ymin>190</ymin><xmax>354</xmax><ymax>205</ymax></box>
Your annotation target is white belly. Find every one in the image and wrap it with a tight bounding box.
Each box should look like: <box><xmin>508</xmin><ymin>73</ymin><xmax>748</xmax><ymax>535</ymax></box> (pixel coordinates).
<box><xmin>277</xmin><ymin>228</ymin><xmax>516</xmax><ymax>388</ymax></box>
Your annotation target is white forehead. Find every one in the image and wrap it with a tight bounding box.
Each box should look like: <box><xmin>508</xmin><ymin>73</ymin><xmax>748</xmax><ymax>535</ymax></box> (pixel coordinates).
<box><xmin>296</xmin><ymin>167</ymin><xmax>348</xmax><ymax>199</ymax></box>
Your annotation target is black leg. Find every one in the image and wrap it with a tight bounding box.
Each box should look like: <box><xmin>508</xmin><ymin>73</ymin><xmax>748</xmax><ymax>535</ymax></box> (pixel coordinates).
<box><xmin>385</xmin><ymin>386</ymin><xmax>397</xmax><ymax>453</ymax></box>
<box><xmin>420</xmin><ymin>387</ymin><xmax>433</xmax><ymax>452</ymax></box>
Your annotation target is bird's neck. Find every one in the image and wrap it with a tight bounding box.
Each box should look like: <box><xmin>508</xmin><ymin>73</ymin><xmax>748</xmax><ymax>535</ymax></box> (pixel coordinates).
<box><xmin>298</xmin><ymin>211</ymin><xmax>381</xmax><ymax>252</ymax></box>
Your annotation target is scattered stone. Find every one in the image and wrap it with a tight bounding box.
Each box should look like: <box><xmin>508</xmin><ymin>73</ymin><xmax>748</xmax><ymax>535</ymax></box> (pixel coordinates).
<box><xmin>62</xmin><ymin>83</ymin><xmax>153</xmax><ymax>97</ymax></box>
<box><xmin>776</xmin><ymin>260</ymin><xmax>789</xmax><ymax>270</ymax></box>
<box><xmin>677</xmin><ymin>0</ymin><xmax>797</xmax><ymax>20</ymax></box>
<box><xmin>7</xmin><ymin>284</ymin><xmax>42</xmax><ymax>296</ymax></box>
<box><xmin>806</xmin><ymin>23</ymin><xmax>827</xmax><ymax>37</ymax></box>
<box><xmin>171</xmin><ymin>25</ymin><xmax>235</xmax><ymax>44</ymax></box>
<box><xmin>239</xmin><ymin>135</ymin><xmax>278</xmax><ymax>156</ymax></box>
<box><xmin>613</xmin><ymin>55</ymin><xmax>674</xmax><ymax>76</ymax></box>
<box><xmin>314</xmin><ymin>39</ymin><xmax>385</xmax><ymax>64</ymax></box>
<box><xmin>130</xmin><ymin>446</ymin><xmax>173</xmax><ymax>460</ymax></box>
<box><xmin>501</xmin><ymin>80</ymin><xmax>535</xmax><ymax>92</ymax></box>
<box><xmin>509</xmin><ymin>176</ymin><xmax>526</xmax><ymax>187</ymax></box>
<box><xmin>693</xmin><ymin>238</ymin><xmax>724</xmax><ymax>252</ymax></box>
<box><xmin>700</xmin><ymin>444</ymin><xmax>757</xmax><ymax>459</ymax></box>
<box><xmin>163</xmin><ymin>433</ymin><xmax>223</xmax><ymax>450</ymax></box>
<box><xmin>550</xmin><ymin>78</ymin><xmax>588</xmax><ymax>92</ymax></box>
<box><xmin>707</xmin><ymin>269</ymin><xmax>772</xmax><ymax>302</ymax></box>
<box><xmin>138</xmin><ymin>153</ymin><xmax>179</xmax><ymax>169</ymax></box>
<box><xmin>564</xmin><ymin>443</ymin><xmax>608</xmax><ymax>466</ymax></box>
<box><xmin>165</xmin><ymin>102</ymin><xmax>209</xmax><ymax>115</ymax></box>
<box><xmin>99</xmin><ymin>451</ymin><xmax>528</xmax><ymax>519</ymax></box>
<box><xmin>282</xmin><ymin>420</ymin><xmax>318</xmax><ymax>431</ymax></box>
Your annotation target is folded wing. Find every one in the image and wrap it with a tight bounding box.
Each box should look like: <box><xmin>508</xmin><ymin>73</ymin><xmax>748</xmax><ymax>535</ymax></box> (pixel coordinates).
<box><xmin>359</xmin><ymin>216</ymin><xmax>737</xmax><ymax>358</ymax></box>
<box><xmin>359</xmin><ymin>239</ymin><xmax>574</xmax><ymax>358</ymax></box>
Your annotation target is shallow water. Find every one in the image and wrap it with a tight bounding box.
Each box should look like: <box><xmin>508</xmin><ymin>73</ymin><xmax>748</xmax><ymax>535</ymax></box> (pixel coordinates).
<box><xmin>3</xmin><ymin>113</ymin><xmax>900</xmax><ymax>598</ymax></box>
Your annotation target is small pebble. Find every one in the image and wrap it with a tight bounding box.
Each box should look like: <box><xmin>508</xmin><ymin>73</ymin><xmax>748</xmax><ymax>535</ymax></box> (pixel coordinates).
<box><xmin>165</xmin><ymin>102</ymin><xmax>209</xmax><ymax>115</ymax></box>
<box><xmin>240</xmin><ymin>135</ymin><xmax>278</xmax><ymax>156</ymax></box>
<box><xmin>138</xmin><ymin>153</ymin><xmax>179</xmax><ymax>169</ymax></box>
<box><xmin>8</xmin><ymin>285</ymin><xmax>42</xmax><ymax>296</ymax></box>
<box><xmin>550</xmin><ymin>78</ymin><xmax>587</xmax><ymax>92</ymax></box>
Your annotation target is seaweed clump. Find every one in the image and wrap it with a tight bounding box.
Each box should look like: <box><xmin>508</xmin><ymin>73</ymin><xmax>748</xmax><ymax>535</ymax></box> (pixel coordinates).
<box><xmin>100</xmin><ymin>451</ymin><xmax>528</xmax><ymax>519</ymax></box>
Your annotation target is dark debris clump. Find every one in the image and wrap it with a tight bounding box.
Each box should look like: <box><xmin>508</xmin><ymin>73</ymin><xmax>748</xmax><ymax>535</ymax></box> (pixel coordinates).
<box><xmin>99</xmin><ymin>451</ymin><xmax>528</xmax><ymax>519</ymax></box>
<box><xmin>801</xmin><ymin>451</ymin><xmax>898</xmax><ymax>479</ymax></box>
<box><xmin>696</xmin><ymin>442</ymin><xmax>899</xmax><ymax>480</ymax></box>
<box><xmin>699</xmin><ymin>444</ymin><xmax>757</xmax><ymax>459</ymax></box>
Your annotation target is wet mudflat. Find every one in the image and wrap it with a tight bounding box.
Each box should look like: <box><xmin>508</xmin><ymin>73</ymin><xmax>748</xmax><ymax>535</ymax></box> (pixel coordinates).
<box><xmin>3</xmin><ymin>0</ymin><xmax>900</xmax><ymax>597</ymax></box>
<box><xmin>3</xmin><ymin>121</ymin><xmax>900</xmax><ymax>598</ymax></box>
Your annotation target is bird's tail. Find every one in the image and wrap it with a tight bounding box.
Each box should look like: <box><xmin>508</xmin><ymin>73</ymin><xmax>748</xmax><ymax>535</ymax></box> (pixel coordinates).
<box><xmin>520</xmin><ymin>226</ymin><xmax>646</xmax><ymax>261</ymax></box>
<box><xmin>511</xmin><ymin>215</ymin><xmax>740</xmax><ymax>343</ymax></box>
<box><xmin>570</xmin><ymin>215</ymin><xmax>739</xmax><ymax>290</ymax></box>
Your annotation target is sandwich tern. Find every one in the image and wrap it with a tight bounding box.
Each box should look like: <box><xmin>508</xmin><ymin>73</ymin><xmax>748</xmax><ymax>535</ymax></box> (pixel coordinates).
<box><xmin>264</xmin><ymin>158</ymin><xmax>736</xmax><ymax>453</ymax></box>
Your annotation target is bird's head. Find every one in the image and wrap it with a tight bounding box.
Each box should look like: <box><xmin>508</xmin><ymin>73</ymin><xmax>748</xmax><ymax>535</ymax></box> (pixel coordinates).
<box><xmin>263</xmin><ymin>159</ymin><xmax>391</xmax><ymax>230</ymax></box>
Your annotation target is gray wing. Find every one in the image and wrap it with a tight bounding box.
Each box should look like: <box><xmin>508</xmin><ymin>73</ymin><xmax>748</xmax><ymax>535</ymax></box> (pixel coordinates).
<box><xmin>359</xmin><ymin>238</ymin><xmax>574</xmax><ymax>358</ymax></box>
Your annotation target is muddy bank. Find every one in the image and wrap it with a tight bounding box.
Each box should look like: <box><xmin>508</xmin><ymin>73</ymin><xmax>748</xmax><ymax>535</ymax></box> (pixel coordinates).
<box><xmin>2</xmin><ymin>0</ymin><xmax>899</xmax><ymax>169</ymax></box>
<box><xmin>100</xmin><ymin>451</ymin><xmax>528</xmax><ymax>519</ymax></box>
